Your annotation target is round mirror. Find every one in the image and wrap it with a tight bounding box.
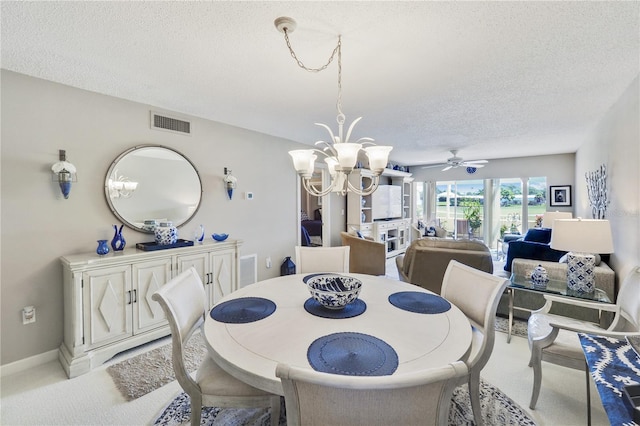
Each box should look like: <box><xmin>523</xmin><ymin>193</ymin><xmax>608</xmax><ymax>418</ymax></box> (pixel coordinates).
<box><xmin>105</xmin><ymin>145</ymin><xmax>202</xmax><ymax>233</ymax></box>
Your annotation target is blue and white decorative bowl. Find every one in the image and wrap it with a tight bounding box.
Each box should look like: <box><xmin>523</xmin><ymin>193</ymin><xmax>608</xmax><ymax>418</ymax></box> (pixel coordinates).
<box><xmin>212</xmin><ymin>233</ymin><xmax>229</xmax><ymax>242</ymax></box>
<box><xmin>307</xmin><ymin>274</ymin><xmax>362</xmax><ymax>310</ymax></box>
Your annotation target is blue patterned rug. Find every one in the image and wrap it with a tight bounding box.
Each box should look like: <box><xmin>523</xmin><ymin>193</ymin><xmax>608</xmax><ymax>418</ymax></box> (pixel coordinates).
<box><xmin>154</xmin><ymin>379</ymin><xmax>535</xmax><ymax>425</ymax></box>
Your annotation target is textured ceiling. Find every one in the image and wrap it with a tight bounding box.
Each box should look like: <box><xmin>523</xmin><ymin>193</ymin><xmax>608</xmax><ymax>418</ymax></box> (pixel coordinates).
<box><xmin>1</xmin><ymin>1</ymin><xmax>638</xmax><ymax>166</ymax></box>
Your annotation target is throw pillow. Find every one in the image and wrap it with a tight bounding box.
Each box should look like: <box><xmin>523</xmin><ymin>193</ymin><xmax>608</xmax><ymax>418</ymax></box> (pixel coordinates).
<box><xmin>523</xmin><ymin>228</ymin><xmax>552</xmax><ymax>244</ymax></box>
<box><xmin>301</xmin><ymin>210</ymin><xmax>310</xmax><ymax>221</ymax></box>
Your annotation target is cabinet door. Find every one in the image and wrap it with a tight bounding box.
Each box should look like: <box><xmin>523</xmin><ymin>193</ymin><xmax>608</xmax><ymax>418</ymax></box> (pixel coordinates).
<box><xmin>83</xmin><ymin>265</ymin><xmax>132</xmax><ymax>349</ymax></box>
<box><xmin>209</xmin><ymin>250</ymin><xmax>236</xmax><ymax>307</ymax></box>
<box><xmin>132</xmin><ymin>258</ymin><xmax>172</xmax><ymax>333</ymax></box>
<box><xmin>176</xmin><ymin>252</ymin><xmax>210</xmax><ymax>285</ymax></box>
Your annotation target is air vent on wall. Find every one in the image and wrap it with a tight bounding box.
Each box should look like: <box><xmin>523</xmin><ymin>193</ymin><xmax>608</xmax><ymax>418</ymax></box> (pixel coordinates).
<box><xmin>150</xmin><ymin>111</ymin><xmax>191</xmax><ymax>135</ymax></box>
<box><xmin>239</xmin><ymin>254</ymin><xmax>258</xmax><ymax>288</ymax></box>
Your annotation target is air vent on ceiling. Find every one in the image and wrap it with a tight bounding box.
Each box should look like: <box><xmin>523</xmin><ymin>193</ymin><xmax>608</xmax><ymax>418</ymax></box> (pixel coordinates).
<box><xmin>150</xmin><ymin>111</ymin><xmax>191</xmax><ymax>135</ymax></box>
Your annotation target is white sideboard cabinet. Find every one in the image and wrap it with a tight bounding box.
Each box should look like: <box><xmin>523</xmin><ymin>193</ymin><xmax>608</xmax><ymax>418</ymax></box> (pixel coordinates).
<box><xmin>59</xmin><ymin>239</ymin><xmax>242</xmax><ymax>378</ymax></box>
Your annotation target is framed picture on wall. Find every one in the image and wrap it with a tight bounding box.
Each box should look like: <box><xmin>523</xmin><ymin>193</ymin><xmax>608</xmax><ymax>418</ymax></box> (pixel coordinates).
<box><xmin>549</xmin><ymin>185</ymin><xmax>572</xmax><ymax>207</ymax></box>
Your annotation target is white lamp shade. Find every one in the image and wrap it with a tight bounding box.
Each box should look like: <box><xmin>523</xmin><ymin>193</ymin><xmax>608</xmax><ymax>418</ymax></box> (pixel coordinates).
<box><xmin>542</xmin><ymin>211</ymin><xmax>572</xmax><ymax>228</ymax></box>
<box><xmin>333</xmin><ymin>143</ymin><xmax>362</xmax><ymax>169</ymax></box>
<box><xmin>289</xmin><ymin>150</ymin><xmax>316</xmax><ymax>175</ymax></box>
<box><xmin>550</xmin><ymin>219</ymin><xmax>614</xmax><ymax>254</ymax></box>
<box><xmin>364</xmin><ymin>146</ymin><xmax>393</xmax><ymax>172</ymax></box>
<box><xmin>324</xmin><ymin>157</ymin><xmax>339</xmax><ymax>176</ymax></box>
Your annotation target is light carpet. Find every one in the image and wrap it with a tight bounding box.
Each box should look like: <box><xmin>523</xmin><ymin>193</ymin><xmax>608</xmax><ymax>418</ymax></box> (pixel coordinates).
<box><xmin>107</xmin><ymin>333</ymin><xmax>206</xmax><ymax>401</ymax></box>
<box><xmin>108</xmin><ymin>318</ymin><xmax>529</xmax><ymax>401</ymax></box>
<box><xmin>154</xmin><ymin>379</ymin><xmax>536</xmax><ymax>425</ymax></box>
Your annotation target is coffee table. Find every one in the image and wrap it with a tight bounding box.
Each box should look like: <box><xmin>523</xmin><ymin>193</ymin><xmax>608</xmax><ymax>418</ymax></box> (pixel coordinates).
<box><xmin>506</xmin><ymin>274</ymin><xmax>611</xmax><ymax>343</ymax></box>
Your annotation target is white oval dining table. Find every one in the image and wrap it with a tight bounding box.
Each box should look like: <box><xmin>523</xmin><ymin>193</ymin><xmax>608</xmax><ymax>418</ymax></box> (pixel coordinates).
<box><xmin>202</xmin><ymin>273</ymin><xmax>472</xmax><ymax>395</ymax></box>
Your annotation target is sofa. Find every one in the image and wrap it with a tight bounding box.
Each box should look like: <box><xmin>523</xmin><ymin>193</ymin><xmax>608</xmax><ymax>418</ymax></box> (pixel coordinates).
<box><xmin>340</xmin><ymin>232</ymin><xmax>386</xmax><ymax>276</ymax></box>
<box><xmin>503</xmin><ymin>228</ymin><xmax>567</xmax><ymax>272</ymax></box>
<box><xmin>497</xmin><ymin>258</ymin><xmax>616</xmax><ymax>324</ymax></box>
<box><xmin>395</xmin><ymin>237</ymin><xmax>493</xmax><ymax>295</ymax></box>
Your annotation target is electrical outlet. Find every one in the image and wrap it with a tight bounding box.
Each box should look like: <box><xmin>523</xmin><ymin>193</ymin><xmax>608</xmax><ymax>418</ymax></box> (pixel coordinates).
<box><xmin>266</xmin><ymin>257</ymin><xmax>272</xmax><ymax>268</ymax></box>
<box><xmin>22</xmin><ymin>306</ymin><xmax>36</xmax><ymax>324</ymax></box>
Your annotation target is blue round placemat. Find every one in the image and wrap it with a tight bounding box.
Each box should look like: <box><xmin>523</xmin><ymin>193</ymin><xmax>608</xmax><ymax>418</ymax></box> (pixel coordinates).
<box><xmin>388</xmin><ymin>291</ymin><xmax>451</xmax><ymax>314</ymax></box>
<box><xmin>307</xmin><ymin>332</ymin><xmax>398</xmax><ymax>376</ymax></box>
<box><xmin>210</xmin><ymin>297</ymin><xmax>276</xmax><ymax>323</ymax></box>
<box><xmin>304</xmin><ymin>298</ymin><xmax>367</xmax><ymax>319</ymax></box>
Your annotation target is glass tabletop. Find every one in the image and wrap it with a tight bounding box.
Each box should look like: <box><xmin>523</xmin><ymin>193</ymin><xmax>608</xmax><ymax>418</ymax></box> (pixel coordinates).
<box><xmin>509</xmin><ymin>274</ymin><xmax>611</xmax><ymax>303</ymax></box>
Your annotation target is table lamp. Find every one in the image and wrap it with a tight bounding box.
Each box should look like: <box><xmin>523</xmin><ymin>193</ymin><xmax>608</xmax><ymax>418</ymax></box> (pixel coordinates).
<box><xmin>550</xmin><ymin>218</ymin><xmax>614</xmax><ymax>293</ymax></box>
<box><xmin>541</xmin><ymin>211</ymin><xmax>572</xmax><ymax>228</ymax></box>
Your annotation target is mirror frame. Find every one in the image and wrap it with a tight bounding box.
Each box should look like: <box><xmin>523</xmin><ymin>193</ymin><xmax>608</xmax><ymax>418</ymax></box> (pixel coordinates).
<box><xmin>104</xmin><ymin>144</ymin><xmax>203</xmax><ymax>233</ymax></box>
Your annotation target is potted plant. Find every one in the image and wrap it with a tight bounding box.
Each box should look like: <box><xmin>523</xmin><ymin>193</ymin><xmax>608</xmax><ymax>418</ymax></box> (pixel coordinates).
<box><xmin>463</xmin><ymin>200</ymin><xmax>482</xmax><ymax>236</ymax></box>
<box><xmin>500</xmin><ymin>224</ymin><xmax>508</xmax><ymax>238</ymax></box>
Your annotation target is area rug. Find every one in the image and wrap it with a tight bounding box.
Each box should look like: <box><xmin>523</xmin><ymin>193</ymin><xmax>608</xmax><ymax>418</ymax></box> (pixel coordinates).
<box><xmin>494</xmin><ymin>316</ymin><xmax>528</xmax><ymax>338</ymax></box>
<box><xmin>109</xmin><ymin>318</ymin><xmax>529</xmax><ymax>401</ymax></box>
<box><xmin>154</xmin><ymin>380</ymin><xmax>536</xmax><ymax>425</ymax></box>
<box><xmin>107</xmin><ymin>333</ymin><xmax>206</xmax><ymax>401</ymax></box>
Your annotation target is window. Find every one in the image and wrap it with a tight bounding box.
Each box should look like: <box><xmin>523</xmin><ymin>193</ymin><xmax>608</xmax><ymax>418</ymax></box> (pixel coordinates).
<box><xmin>435</xmin><ymin>179</ymin><xmax>484</xmax><ymax>239</ymax></box>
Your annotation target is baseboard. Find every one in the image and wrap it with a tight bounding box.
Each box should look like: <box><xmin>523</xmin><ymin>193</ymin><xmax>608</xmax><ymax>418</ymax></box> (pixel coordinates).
<box><xmin>0</xmin><ymin>349</ymin><xmax>58</xmax><ymax>377</ymax></box>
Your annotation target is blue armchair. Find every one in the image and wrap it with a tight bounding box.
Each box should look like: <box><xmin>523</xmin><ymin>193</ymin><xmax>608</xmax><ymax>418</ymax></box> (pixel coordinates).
<box><xmin>503</xmin><ymin>228</ymin><xmax>567</xmax><ymax>272</ymax></box>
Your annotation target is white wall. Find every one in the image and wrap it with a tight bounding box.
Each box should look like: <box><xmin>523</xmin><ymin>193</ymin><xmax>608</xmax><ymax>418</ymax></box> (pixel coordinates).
<box><xmin>576</xmin><ymin>77</ymin><xmax>640</xmax><ymax>288</ymax></box>
<box><xmin>0</xmin><ymin>70</ymin><xmax>307</xmax><ymax>365</ymax></box>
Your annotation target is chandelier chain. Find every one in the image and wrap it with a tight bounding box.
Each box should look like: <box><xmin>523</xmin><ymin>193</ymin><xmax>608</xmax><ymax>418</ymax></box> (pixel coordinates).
<box><xmin>283</xmin><ymin>29</ymin><xmax>341</xmax><ymax>73</ymax></box>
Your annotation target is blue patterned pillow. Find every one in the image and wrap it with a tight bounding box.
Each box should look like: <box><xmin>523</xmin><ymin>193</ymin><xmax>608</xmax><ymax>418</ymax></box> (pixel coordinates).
<box><xmin>301</xmin><ymin>210</ymin><xmax>310</xmax><ymax>221</ymax></box>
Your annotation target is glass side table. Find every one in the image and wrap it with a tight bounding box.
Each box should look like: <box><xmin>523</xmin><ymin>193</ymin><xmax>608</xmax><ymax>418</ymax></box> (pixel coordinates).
<box><xmin>506</xmin><ymin>274</ymin><xmax>612</xmax><ymax>343</ymax></box>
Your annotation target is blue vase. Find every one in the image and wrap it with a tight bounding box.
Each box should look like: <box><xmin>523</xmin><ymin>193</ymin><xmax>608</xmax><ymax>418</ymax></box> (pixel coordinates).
<box><xmin>97</xmin><ymin>240</ymin><xmax>110</xmax><ymax>256</ymax></box>
<box><xmin>280</xmin><ymin>256</ymin><xmax>296</xmax><ymax>276</ymax></box>
<box><xmin>111</xmin><ymin>224</ymin><xmax>126</xmax><ymax>251</ymax></box>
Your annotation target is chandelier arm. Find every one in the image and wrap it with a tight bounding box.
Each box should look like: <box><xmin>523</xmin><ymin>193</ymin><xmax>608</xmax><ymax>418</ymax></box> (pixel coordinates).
<box><xmin>347</xmin><ymin>175</ymin><xmax>380</xmax><ymax>196</ymax></box>
<box><xmin>283</xmin><ymin>30</ymin><xmax>341</xmax><ymax>73</ymax></box>
<box><xmin>315</xmin><ymin>122</ymin><xmax>338</xmax><ymax>144</ymax></box>
<box><xmin>344</xmin><ymin>117</ymin><xmax>363</xmax><ymax>144</ymax></box>
<box><xmin>302</xmin><ymin>176</ymin><xmax>335</xmax><ymax>197</ymax></box>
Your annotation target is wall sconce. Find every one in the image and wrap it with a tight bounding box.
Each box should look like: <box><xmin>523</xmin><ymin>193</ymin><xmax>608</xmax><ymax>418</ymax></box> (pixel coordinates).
<box><xmin>223</xmin><ymin>167</ymin><xmax>237</xmax><ymax>200</ymax></box>
<box><xmin>107</xmin><ymin>169</ymin><xmax>139</xmax><ymax>199</ymax></box>
<box><xmin>51</xmin><ymin>149</ymin><xmax>77</xmax><ymax>199</ymax></box>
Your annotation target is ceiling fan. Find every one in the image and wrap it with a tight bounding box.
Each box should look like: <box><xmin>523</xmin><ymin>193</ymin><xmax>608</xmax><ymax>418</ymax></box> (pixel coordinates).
<box><xmin>421</xmin><ymin>150</ymin><xmax>489</xmax><ymax>172</ymax></box>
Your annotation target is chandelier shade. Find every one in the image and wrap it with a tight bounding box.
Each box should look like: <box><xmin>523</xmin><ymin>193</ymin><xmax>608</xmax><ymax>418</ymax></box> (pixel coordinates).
<box><xmin>276</xmin><ymin>16</ymin><xmax>392</xmax><ymax>197</ymax></box>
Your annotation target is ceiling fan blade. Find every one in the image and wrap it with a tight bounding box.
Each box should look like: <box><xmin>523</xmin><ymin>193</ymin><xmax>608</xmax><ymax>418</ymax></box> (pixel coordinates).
<box><xmin>463</xmin><ymin>160</ymin><xmax>488</xmax><ymax>165</ymax></box>
<box><xmin>421</xmin><ymin>163</ymin><xmax>447</xmax><ymax>169</ymax></box>
<box><xmin>442</xmin><ymin>165</ymin><xmax>453</xmax><ymax>171</ymax></box>
<box><xmin>471</xmin><ymin>164</ymin><xmax>485</xmax><ymax>168</ymax></box>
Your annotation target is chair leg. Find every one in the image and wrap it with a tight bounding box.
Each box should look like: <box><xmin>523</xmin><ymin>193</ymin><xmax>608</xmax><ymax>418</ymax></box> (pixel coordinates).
<box><xmin>270</xmin><ymin>396</ymin><xmax>281</xmax><ymax>426</ymax></box>
<box><xmin>468</xmin><ymin>373</ymin><xmax>483</xmax><ymax>426</ymax></box>
<box><xmin>190</xmin><ymin>393</ymin><xmax>202</xmax><ymax>426</ymax></box>
<box><xmin>529</xmin><ymin>345</ymin><xmax>543</xmax><ymax>409</ymax></box>
<box><xmin>585</xmin><ymin>366</ymin><xmax>591</xmax><ymax>426</ymax></box>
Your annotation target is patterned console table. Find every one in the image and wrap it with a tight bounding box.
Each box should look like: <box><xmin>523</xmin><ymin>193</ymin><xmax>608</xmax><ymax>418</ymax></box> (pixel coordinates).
<box><xmin>579</xmin><ymin>333</ymin><xmax>640</xmax><ymax>425</ymax></box>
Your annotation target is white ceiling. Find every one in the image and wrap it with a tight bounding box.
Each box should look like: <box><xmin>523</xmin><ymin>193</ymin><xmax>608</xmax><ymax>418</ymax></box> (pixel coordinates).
<box><xmin>1</xmin><ymin>1</ymin><xmax>638</xmax><ymax>166</ymax></box>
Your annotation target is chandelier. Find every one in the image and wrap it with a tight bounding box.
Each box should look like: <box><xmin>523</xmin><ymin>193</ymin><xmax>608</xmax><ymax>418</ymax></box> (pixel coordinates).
<box><xmin>275</xmin><ymin>17</ymin><xmax>392</xmax><ymax>197</ymax></box>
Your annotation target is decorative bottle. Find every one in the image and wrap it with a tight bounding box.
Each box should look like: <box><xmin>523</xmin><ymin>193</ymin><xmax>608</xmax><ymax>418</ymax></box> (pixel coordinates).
<box><xmin>111</xmin><ymin>224</ymin><xmax>126</xmax><ymax>251</ymax></box>
<box><xmin>155</xmin><ymin>221</ymin><xmax>178</xmax><ymax>245</ymax></box>
<box><xmin>96</xmin><ymin>240</ymin><xmax>110</xmax><ymax>256</ymax></box>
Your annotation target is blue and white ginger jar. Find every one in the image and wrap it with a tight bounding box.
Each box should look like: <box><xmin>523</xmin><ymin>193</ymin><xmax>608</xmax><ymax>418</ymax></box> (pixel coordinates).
<box><xmin>531</xmin><ymin>265</ymin><xmax>549</xmax><ymax>289</ymax></box>
<box><xmin>155</xmin><ymin>221</ymin><xmax>178</xmax><ymax>245</ymax></box>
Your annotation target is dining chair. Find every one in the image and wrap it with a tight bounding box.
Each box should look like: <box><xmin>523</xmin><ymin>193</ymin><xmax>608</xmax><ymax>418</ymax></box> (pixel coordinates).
<box><xmin>440</xmin><ymin>260</ymin><xmax>510</xmax><ymax>426</ymax></box>
<box><xmin>294</xmin><ymin>245</ymin><xmax>350</xmax><ymax>273</ymax></box>
<box><xmin>275</xmin><ymin>360</ymin><xmax>468</xmax><ymax>426</ymax></box>
<box><xmin>152</xmin><ymin>267</ymin><xmax>281</xmax><ymax>426</ymax></box>
<box><xmin>527</xmin><ymin>266</ymin><xmax>640</xmax><ymax>423</ymax></box>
